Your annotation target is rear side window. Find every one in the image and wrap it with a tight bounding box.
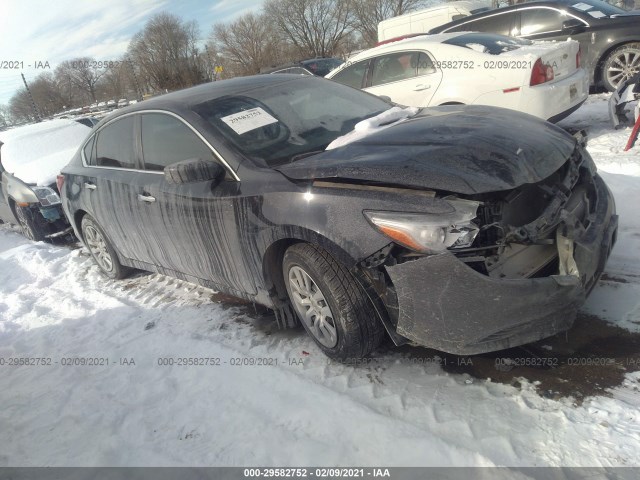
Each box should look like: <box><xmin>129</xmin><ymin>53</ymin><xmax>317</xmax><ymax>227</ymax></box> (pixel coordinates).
<box><xmin>141</xmin><ymin>113</ymin><xmax>217</xmax><ymax>172</ymax></box>
<box><xmin>520</xmin><ymin>9</ymin><xmax>564</xmax><ymax>35</ymax></box>
<box><xmin>95</xmin><ymin>116</ymin><xmax>136</xmax><ymax>169</ymax></box>
<box><xmin>370</xmin><ymin>52</ymin><xmax>421</xmax><ymax>87</ymax></box>
<box><xmin>447</xmin><ymin>13</ymin><xmax>515</xmax><ymax>36</ymax></box>
<box><xmin>331</xmin><ymin>60</ymin><xmax>369</xmax><ymax>89</ymax></box>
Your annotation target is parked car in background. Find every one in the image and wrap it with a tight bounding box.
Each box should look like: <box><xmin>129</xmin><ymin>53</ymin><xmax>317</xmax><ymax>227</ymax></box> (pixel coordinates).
<box><xmin>377</xmin><ymin>0</ymin><xmax>491</xmax><ymax>43</ymax></box>
<box><xmin>60</xmin><ymin>75</ymin><xmax>616</xmax><ymax>360</ymax></box>
<box><xmin>430</xmin><ymin>0</ymin><xmax>640</xmax><ymax>90</ymax></box>
<box><xmin>106</xmin><ymin>100</ymin><xmax>117</xmax><ymax>109</ymax></box>
<box><xmin>326</xmin><ymin>32</ymin><xmax>588</xmax><ymax>122</ymax></box>
<box><xmin>0</xmin><ymin>119</ymin><xmax>90</xmax><ymax>240</ymax></box>
<box><xmin>262</xmin><ymin>58</ymin><xmax>344</xmax><ymax>77</ymax></box>
<box><xmin>117</xmin><ymin>99</ymin><xmax>129</xmax><ymax>108</ymax></box>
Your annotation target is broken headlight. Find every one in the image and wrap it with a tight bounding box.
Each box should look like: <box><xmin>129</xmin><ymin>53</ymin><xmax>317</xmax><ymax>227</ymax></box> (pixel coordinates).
<box><xmin>364</xmin><ymin>199</ymin><xmax>480</xmax><ymax>254</ymax></box>
<box><xmin>31</xmin><ymin>186</ymin><xmax>61</xmax><ymax>207</ymax></box>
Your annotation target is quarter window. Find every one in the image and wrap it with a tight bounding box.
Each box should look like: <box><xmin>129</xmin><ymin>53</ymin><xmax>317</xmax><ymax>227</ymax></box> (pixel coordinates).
<box><xmin>141</xmin><ymin>113</ymin><xmax>217</xmax><ymax>172</ymax></box>
<box><xmin>83</xmin><ymin>135</ymin><xmax>96</xmax><ymax>165</ymax></box>
<box><xmin>95</xmin><ymin>116</ymin><xmax>136</xmax><ymax>169</ymax></box>
<box><xmin>331</xmin><ymin>60</ymin><xmax>369</xmax><ymax>89</ymax></box>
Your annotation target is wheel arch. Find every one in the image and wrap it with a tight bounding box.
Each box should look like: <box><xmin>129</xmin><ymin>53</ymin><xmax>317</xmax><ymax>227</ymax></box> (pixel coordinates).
<box><xmin>260</xmin><ymin>229</ymin><xmax>362</xmax><ymax>329</ymax></box>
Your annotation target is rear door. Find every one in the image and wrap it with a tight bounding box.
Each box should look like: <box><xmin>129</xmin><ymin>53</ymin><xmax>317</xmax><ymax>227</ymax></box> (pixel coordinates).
<box><xmin>87</xmin><ymin>114</ymin><xmax>152</xmax><ymax>263</ymax></box>
<box><xmin>364</xmin><ymin>51</ymin><xmax>443</xmax><ymax>107</ymax></box>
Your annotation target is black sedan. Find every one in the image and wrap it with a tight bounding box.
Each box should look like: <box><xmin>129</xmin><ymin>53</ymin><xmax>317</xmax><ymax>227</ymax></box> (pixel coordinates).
<box><xmin>60</xmin><ymin>75</ymin><xmax>617</xmax><ymax>360</ymax></box>
<box><xmin>430</xmin><ymin>0</ymin><xmax>640</xmax><ymax>90</ymax></box>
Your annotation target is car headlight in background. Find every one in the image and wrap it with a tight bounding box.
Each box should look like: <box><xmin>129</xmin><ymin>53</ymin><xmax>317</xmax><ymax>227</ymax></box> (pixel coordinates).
<box><xmin>31</xmin><ymin>187</ymin><xmax>61</xmax><ymax>207</ymax></box>
<box><xmin>364</xmin><ymin>199</ymin><xmax>480</xmax><ymax>254</ymax></box>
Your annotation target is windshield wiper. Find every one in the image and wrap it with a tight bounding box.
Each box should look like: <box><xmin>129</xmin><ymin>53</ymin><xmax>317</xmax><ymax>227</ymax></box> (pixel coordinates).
<box><xmin>290</xmin><ymin>150</ymin><xmax>325</xmax><ymax>162</ymax></box>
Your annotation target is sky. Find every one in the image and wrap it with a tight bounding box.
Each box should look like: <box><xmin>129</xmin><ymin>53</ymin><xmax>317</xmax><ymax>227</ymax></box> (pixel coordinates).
<box><xmin>0</xmin><ymin>0</ymin><xmax>263</xmax><ymax>106</ymax></box>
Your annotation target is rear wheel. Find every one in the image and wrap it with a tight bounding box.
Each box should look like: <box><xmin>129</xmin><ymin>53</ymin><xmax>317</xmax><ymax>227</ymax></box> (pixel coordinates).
<box><xmin>81</xmin><ymin>215</ymin><xmax>130</xmax><ymax>279</ymax></box>
<box><xmin>602</xmin><ymin>43</ymin><xmax>640</xmax><ymax>92</ymax></box>
<box><xmin>283</xmin><ymin>243</ymin><xmax>385</xmax><ymax>361</ymax></box>
<box><xmin>15</xmin><ymin>204</ymin><xmax>46</xmax><ymax>241</ymax></box>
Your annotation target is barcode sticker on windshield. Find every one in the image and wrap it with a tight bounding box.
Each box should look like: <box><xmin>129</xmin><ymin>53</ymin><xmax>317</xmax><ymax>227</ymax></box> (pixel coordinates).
<box><xmin>220</xmin><ymin>107</ymin><xmax>278</xmax><ymax>135</ymax></box>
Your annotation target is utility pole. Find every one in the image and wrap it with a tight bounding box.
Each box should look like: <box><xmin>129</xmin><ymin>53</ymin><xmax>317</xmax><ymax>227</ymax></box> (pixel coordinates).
<box><xmin>127</xmin><ymin>57</ymin><xmax>143</xmax><ymax>101</ymax></box>
<box><xmin>21</xmin><ymin>73</ymin><xmax>41</xmax><ymax>122</ymax></box>
<box><xmin>204</xmin><ymin>44</ymin><xmax>214</xmax><ymax>82</ymax></box>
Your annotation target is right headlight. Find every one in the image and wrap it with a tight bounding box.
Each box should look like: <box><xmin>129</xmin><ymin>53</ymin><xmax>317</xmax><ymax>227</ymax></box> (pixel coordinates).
<box><xmin>364</xmin><ymin>198</ymin><xmax>480</xmax><ymax>254</ymax></box>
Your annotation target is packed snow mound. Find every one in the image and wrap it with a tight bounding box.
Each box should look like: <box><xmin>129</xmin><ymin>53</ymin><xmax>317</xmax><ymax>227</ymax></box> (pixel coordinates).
<box><xmin>326</xmin><ymin>107</ymin><xmax>419</xmax><ymax>150</ymax></box>
<box><xmin>0</xmin><ymin>119</ymin><xmax>90</xmax><ymax>186</ymax></box>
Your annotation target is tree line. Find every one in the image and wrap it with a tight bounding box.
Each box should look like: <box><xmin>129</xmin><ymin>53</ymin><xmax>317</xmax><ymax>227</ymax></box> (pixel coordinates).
<box><xmin>3</xmin><ymin>0</ymin><xmax>543</xmax><ymax>125</ymax></box>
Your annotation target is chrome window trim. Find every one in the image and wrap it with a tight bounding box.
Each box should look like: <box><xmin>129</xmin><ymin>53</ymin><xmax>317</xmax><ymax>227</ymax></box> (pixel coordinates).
<box><xmin>80</xmin><ymin>109</ymin><xmax>241</xmax><ymax>181</ymax></box>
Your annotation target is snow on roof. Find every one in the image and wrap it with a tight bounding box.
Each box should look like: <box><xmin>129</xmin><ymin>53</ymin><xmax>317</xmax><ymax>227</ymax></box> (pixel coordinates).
<box><xmin>0</xmin><ymin>119</ymin><xmax>90</xmax><ymax>186</ymax></box>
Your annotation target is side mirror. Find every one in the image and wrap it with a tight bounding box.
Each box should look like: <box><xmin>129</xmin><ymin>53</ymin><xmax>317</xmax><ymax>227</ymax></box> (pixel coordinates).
<box><xmin>562</xmin><ymin>19</ymin><xmax>586</xmax><ymax>35</ymax></box>
<box><xmin>164</xmin><ymin>158</ymin><xmax>225</xmax><ymax>185</ymax></box>
<box><xmin>378</xmin><ymin>95</ymin><xmax>392</xmax><ymax>103</ymax></box>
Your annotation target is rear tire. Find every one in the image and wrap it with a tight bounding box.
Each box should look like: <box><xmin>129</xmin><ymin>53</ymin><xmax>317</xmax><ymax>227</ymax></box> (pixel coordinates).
<box><xmin>602</xmin><ymin>43</ymin><xmax>640</xmax><ymax>92</ymax></box>
<box><xmin>283</xmin><ymin>243</ymin><xmax>385</xmax><ymax>361</ymax></box>
<box><xmin>81</xmin><ymin>215</ymin><xmax>131</xmax><ymax>279</ymax></box>
<box><xmin>15</xmin><ymin>205</ymin><xmax>46</xmax><ymax>241</ymax></box>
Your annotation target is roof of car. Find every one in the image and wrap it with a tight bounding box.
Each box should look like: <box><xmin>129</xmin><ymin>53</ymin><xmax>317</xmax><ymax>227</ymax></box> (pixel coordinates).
<box><xmin>328</xmin><ymin>32</ymin><xmax>474</xmax><ymax>68</ymax></box>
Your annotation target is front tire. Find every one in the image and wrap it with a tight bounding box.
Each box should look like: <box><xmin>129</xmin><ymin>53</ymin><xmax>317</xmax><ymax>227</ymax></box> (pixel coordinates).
<box><xmin>81</xmin><ymin>215</ymin><xmax>130</xmax><ymax>279</ymax></box>
<box><xmin>602</xmin><ymin>43</ymin><xmax>640</xmax><ymax>92</ymax></box>
<box><xmin>15</xmin><ymin>205</ymin><xmax>46</xmax><ymax>241</ymax></box>
<box><xmin>283</xmin><ymin>243</ymin><xmax>384</xmax><ymax>361</ymax></box>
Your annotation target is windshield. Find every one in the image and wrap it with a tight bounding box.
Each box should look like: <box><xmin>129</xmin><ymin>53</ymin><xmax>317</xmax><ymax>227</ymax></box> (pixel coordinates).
<box><xmin>301</xmin><ymin>58</ymin><xmax>345</xmax><ymax>76</ymax></box>
<box><xmin>192</xmin><ymin>77</ymin><xmax>390</xmax><ymax>167</ymax></box>
<box><xmin>443</xmin><ymin>33</ymin><xmax>531</xmax><ymax>54</ymax></box>
<box><xmin>567</xmin><ymin>0</ymin><xmax>626</xmax><ymax>17</ymax></box>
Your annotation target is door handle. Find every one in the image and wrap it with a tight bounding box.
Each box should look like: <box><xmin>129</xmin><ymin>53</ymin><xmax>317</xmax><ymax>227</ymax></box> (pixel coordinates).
<box><xmin>84</xmin><ymin>182</ymin><xmax>97</xmax><ymax>190</ymax></box>
<box><xmin>413</xmin><ymin>84</ymin><xmax>431</xmax><ymax>91</ymax></box>
<box><xmin>137</xmin><ymin>194</ymin><xmax>156</xmax><ymax>203</ymax></box>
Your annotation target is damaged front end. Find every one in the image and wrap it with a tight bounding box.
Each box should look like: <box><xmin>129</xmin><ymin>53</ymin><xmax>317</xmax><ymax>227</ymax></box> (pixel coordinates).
<box><xmin>358</xmin><ymin>145</ymin><xmax>618</xmax><ymax>354</ymax></box>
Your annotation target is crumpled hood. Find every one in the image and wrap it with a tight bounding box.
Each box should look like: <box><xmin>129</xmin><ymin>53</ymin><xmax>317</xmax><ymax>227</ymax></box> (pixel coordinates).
<box><xmin>276</xmin><ymin>105</ymin><xmax>577</xmax><ymax>195</ymax></box>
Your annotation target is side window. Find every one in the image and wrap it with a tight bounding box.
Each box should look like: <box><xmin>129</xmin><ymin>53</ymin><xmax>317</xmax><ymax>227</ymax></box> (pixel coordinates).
<box><xmin>447</xmin><ymin>13</ymin><xmax>513</xmax><ymax>36</ymax></box>
<box><xmin>95</xmin><ymin>116</ymin><xmax>136</xmax><ymax>169</ymax></box>
<box><xmin>415</xmin><ymin>52</ymin><xmax>436</xmax><ymax>76</ymax></box>
<box><xmin>370</xmin><ymin>52</ymin><xmax>419</xmax><ymax>87</ymax></box>
<box><xmin>83</xmin><ymin>135</ymin><xmax>95</xmax><ymax>165</ymax></box>
<box><xmin>331</xmin><ymin>60</ymin><xmax>369</xmax><ymax>89</ymax></box>
<box><xmin>520</xmin><ymin>9</ymin><xmax>564</xmax><ymax>35</ymax></box>
<box><xmin>141</xmin><ymin>113</ymin><xmax>217</xmax><ymax>172</ymax></box>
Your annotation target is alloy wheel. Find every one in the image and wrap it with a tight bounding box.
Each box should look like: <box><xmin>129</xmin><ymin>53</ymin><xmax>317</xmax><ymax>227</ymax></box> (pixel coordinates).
<box><xmin>606</xmin><ymin>48</ymin><xmax>640</xmax><ymax>89</ymax></box>
<box><xmin>84</xmin><ymin>224</ymin><xmax>114</xmax><ymax>272</ymax></box>
<box><xmin>288</xmin><ymin>265</ymin><xmax>338</xmax><ymax>348</ymax></box>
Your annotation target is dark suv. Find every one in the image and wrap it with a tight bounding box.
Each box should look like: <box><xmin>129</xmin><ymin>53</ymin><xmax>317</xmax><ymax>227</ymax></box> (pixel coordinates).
<box><xmin>60</xmin><ymin>75</ymin><xmax>616</xmax><ymax>360</ymax></box>
<box><xmin>430</xmin><ymin>0</ymin><xmax>640</xmax><ymax>90</ymax></box>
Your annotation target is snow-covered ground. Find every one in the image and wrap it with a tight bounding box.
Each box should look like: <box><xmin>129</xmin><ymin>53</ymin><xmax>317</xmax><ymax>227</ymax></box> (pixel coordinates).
<box><xmin>1</xmin><ymin>95</ymin><xmax>640</xmax><ymax>467</ymax></box>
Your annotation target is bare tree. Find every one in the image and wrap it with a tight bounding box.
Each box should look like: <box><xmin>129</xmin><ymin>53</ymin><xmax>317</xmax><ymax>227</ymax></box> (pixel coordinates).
<box><xmin>8</xmin><ymin>73</ymin><xmax>66</xmax><ymax>122</ymax></box>
<box><xmin>352</xmin><ymin>0</ymin><xmax>428</xmax><ymax>46</ymax></box>
<box><xmin>0</xmin><ymin>104</ymin><xmax>10</xmax><ymax>127</ymax></box>
<box><xmin>264</xmin><ymin>0</ymin><xmax>353</xmax><ymax>59</ymax></box>
<box><xmin>213</xmin><ymin>12</ymin><xmax>284</xmax><ymax>77</ymax></box>
<box><xmin>128</xmin><ymin>12</ymin><xmax>205</xmax><ymax>92</ymax></box>
<box><xmin>55</xmin><ymin>57</ymin><xmax>106</xmax><ymax>103</ymax></box>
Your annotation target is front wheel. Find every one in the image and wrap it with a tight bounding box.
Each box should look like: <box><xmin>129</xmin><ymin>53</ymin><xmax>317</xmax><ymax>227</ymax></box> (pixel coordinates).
<box><xmin>15</xmin><ymin>205</ymin><xmax>46</xmax><ymax>241</ymax></box>
<box><xmin>283</xmin><ymin>243</ymin><xmax>385</xmax><ymax>361</ymax></box>
<box><xmin>81</xmin><ymin>215</ymin><xmax>130</xmax><ymax>279</ymax></box>
<box><xmin>602</xmin><ymin>43</ymin><xmax>640</xmax><ymax>92</ymax></box>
